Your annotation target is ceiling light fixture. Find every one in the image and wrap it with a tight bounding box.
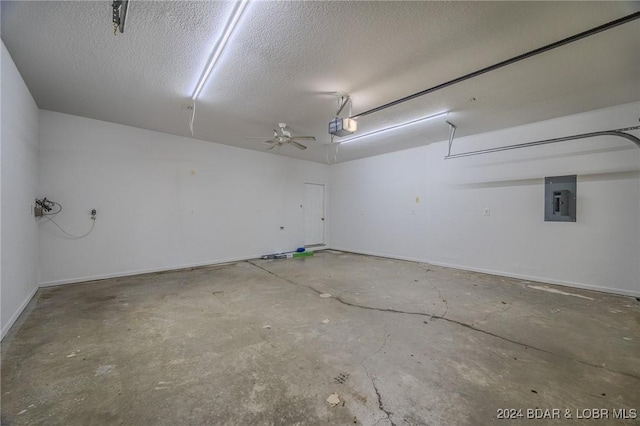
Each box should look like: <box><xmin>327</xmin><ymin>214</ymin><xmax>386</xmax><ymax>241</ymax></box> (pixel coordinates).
<box><xmin>339</xmin><ymin>111</ymin><xmax>449</xmax><ymax>145</ymax></box>
<box><xmin>191</xmin><ymin>0</ymin><xmax>249</xmax><ymax>100</ymax></box>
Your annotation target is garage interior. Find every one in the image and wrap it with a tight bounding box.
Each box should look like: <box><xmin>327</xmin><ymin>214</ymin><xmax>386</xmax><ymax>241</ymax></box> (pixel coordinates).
<box><xmin>1</xmin><ymin>1</ymin><xmax>639</xmax><ymax>425</ymax></box>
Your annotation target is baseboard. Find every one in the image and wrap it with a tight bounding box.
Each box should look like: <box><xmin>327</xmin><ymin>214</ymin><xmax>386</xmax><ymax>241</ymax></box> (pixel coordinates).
<box><xmin>328</xmin><ymin>246</ymin><xmax>427</xmax><ymax>265</ymax></box>
<box><xmin>1</xmin><ymin>284</ymin><xmax>39</xmax><ymax>341</ymax></box>
<box><xmin>328</xmin><ymin>246</ymin><xmax>639</xmax><ymax>298</ymax></box>
<box><xmin>427</xmin><ymin>260</ymin><xmax>640</xmax><ymax>298</ymax></box>
<box><xmin>4</xmin><ymin>249</ymin><xmax>335</xmax><ymax>338</ymax></box>
<box><xmin>306</xmin><ymin>245</ymin><xmax>329</xmax><ymax>252</ymax></box>
<box><xmin>20</xmin><ymin>248</ymin><xmax>640</xmax><ymax>333</ymax></box>
<box><xmin>38</xmin><ymin>254</ymin><xmax>267</xmax><ymax>288</ymax></box>
<box><xmin>39</xmin><ymin>246</ymin><xmax>333</xmax><ymax>288</ymax></box>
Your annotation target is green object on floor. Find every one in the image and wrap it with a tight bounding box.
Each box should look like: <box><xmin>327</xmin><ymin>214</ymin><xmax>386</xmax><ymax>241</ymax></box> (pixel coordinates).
<box><xmin>292</xmin><ymin>251</ymin><xmax>314</xmax><ymax>257</ymax></box>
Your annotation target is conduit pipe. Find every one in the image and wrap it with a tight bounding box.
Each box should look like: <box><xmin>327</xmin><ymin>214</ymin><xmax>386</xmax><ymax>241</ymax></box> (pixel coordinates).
<box><xmin>444</xmin><ymin>126</ymin><xmax>640</xmax><ymax>160</ymax></box>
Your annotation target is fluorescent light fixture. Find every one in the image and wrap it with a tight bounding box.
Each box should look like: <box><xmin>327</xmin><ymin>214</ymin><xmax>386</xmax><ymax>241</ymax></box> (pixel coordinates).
<box><xmin>340</xmin><ymin>111</ymin><xmax>449</xmax><ymax>145</ymax></box>
<box><xmin>191</xmin><ymin>0</ymin><xmax>249</xmax><ymax>100</ymax></box>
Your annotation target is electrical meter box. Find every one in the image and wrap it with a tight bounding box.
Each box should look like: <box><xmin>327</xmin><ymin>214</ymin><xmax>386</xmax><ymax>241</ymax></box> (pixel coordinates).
<box><xmin>544</xmin><ymin>175</ymin><xmax>576</xmax><ymax>222</ymax></box>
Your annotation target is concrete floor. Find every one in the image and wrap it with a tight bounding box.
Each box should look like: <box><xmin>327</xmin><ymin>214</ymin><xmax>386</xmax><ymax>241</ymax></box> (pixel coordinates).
<box><xmin>1</xmin><ymin>251</ymin><xmax>639</xmax><ymax>425</ymax></box>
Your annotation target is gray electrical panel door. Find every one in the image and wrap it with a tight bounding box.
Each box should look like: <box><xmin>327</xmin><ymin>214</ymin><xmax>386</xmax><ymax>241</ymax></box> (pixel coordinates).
<box><xmin>544</xmin><ymin>175</ymin><xmax>576</xmax><ymax>222</ymax></box>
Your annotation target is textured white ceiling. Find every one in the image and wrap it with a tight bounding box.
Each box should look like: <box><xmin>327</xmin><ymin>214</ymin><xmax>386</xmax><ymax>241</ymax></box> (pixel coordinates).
<box><xmin>2</xmin><ymin>1</ymin><xmax>639</xmax><ymax>163</ymax></box>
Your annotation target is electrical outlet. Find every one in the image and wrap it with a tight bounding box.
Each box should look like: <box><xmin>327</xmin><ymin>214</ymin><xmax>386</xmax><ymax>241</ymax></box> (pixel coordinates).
<box><xmin>91</xmin><ymin>209</ymin><xmax>97</xmax><ymax>218</ymax></box>
<box><xmin>483</xmin><ymin>208</ymin><xmax>491</xmax><ymax>216</ymax></box>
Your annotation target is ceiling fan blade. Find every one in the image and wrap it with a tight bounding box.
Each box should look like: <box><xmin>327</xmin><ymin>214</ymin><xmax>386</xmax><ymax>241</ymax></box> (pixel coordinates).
<box><xmin>289</xmin><ymin>140</ymin><xmax>307</xmax><ymax>150</ymax></box>
<box><xmin>266</xmin><ymin>143</ymin><xmax>278</xmax><ymax>150</ymax></box>
<box><xmin>290</xmin><ymin>136</ymin><xmax>316</xmax><ymax>141</ymax></box>
<box><xmin>263</xmin><ymin>139</ymin><xmax>276</xmax><ymax>144</ymax></box>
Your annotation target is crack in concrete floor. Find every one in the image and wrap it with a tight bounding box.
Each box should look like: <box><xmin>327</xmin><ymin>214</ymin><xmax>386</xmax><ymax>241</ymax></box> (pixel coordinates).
<box><xmin>245</xmin><ymin>260</ymin><xmax>640</xmax><ymax>384</ymax></box>
<box><xmin>3</xmin><ymin>256</ymin><xmax>636</xmax><ymax>425</ymax></box>
<box><xmin>360</xmin><ymin>325</ymin><xmax>394</xmax><ymax>426</ymax></box>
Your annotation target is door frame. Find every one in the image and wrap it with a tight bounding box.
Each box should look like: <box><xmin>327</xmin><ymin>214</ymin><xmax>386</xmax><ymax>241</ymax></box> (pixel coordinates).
<box><xmin>304</xmin><ymin>182</ymin><xmax>326</xmax><ymax>246</ymax></box>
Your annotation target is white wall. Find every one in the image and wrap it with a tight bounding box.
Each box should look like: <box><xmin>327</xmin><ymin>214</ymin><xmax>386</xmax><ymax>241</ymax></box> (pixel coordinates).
<box><xmin>330</xmin><ymin>102</ymin><xmax>640</xmax><ymax>297</ymax></box>
<box><xmin>1</xmin><ymin>42</ymin><xmax>40</xmax><ymax>338</ymax></box>
<box><xmin>38</xmin><ymin>111</ymin><xmax>328</xmax><ymax>285</ymax></box>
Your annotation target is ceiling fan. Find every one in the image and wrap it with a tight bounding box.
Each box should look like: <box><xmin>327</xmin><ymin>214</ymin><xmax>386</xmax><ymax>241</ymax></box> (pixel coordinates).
<box><xmin>250</xmin><ymin>123</ymin><xmax>316</xmax><ymax>150</ymax></box>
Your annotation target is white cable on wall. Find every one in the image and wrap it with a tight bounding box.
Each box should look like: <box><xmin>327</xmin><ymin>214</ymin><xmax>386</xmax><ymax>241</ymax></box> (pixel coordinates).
<box><xmin>189</xmin><ymin>100</ymin><xmax>197</xmax><ymax>136</ymax></box>
<box><xmin>49</xmin><ymin>217</ymin><xmax>96</xmax><ymax>239</ymax></box>
<box><xmin>35</xmin><ymin>197</ymin><xmax>96</xmax><ymax>239</ymax></box>
<box><xmin>326</xmin><ymin>134</ymin><xmax>341</xmax><ymax>165</ymax></box>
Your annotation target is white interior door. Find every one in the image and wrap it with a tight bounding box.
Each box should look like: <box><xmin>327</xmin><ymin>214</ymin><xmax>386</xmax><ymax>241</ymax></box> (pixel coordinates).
<box><xmin>304</xmin><ymin>183</ymin><xmax>325</xmax><ymax>246</ymax></box>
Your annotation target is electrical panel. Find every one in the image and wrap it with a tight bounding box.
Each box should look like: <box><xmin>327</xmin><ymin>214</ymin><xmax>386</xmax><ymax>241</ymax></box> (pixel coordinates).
<box><xmin>544</xmin><ymin>175</ymin><xmax>576</xmax><ymax>222</ymax></box>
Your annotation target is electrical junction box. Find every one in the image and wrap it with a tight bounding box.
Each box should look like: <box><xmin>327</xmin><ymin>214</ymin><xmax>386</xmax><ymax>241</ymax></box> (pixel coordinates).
<box><xmin>544</xmin><ymin>175</ymin><xmax>576</xmax><ymax>222</ymax></box>
<box><xmin>328</xmin><ymin>118</ymin><xmax>357</xmax><ymax>137</ymax></box>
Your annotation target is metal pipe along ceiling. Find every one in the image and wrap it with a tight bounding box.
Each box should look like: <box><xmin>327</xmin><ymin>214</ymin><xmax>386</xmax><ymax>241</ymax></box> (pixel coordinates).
<box><xmin>444</xmin><ymin>126</ymin><xmax>640</xmax><ymax>160</ymax></box>
<box><xmin>349</xmin><ymin>12</ymin><xmax>640</xmax><ymax>120</ymax></box>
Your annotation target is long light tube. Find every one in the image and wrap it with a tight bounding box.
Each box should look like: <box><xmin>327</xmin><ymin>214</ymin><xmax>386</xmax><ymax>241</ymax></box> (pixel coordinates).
<box><xmin>191</xmin><ymin>0</ymin><xmax>249</xmax><ymax>100</ymax></box>
<box><xmin>340</xmin><ymin>111</ymin><xmax>449</xmax><ymax>144</ymax></box>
